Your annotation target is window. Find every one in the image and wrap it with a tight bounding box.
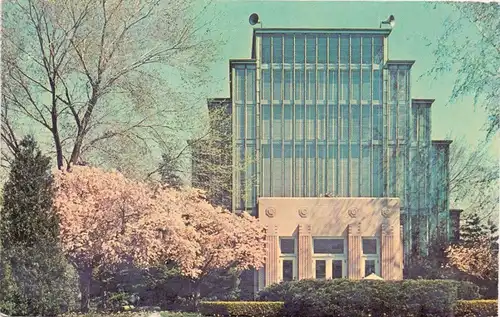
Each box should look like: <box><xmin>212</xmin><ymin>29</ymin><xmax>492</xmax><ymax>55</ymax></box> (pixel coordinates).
<box><xmin>364</xmin><ymin>259</ymin><xmax>376</xmax><ymax>277</ymax></box>
<box><xmin>340</xmin><ymin>70</ymin><xmax>349</xmax><ymax>102</ymax></box>
<box><xmin>282</xmin><ymin>260</ymin><xmax>294</xmax><ymax>281</ymax></box>
<box><xmin>306</xmin><ymin>36</ymin><xmax>316</xmax><ymax>64</ymax></box>
<box><xmin>374</xmin><ymin>37</ymin><xmax>383</xmax><ymax>64</ymax></box>
<box><xmin>262</xmin><ymin>104</ymin><xmax>271</xmax><ymax>139</ymax></box>
<box><xmin>361</xmin><ymin>146</ymin><xmax>370</xmax><ymax>196</ymax></box>
<box><xmin>332</xmin><ymin>260</ymin><xmax>343</xmax><ymax>279</ymax></box>
<box><xmin>351</xmin><ymin>104</ymin><xmax>360</xmax><ymax>142</ymax></box>
<box><xmin>390</xmin><ymin>70</ymin><xmax>398</xmax><ymax>102</ymax></box>
<box><xmin>328</xmin><ymin>35</ymin><xmax>338</xmax><ymax>64</ymax></box>
<box><xmin>284</xmin><ymin>70</ymin><xmax>292</xmax><ymax>100</ymax></box>
<box><xmin>362</xmin><ymin>37</ymin><xmax>372</xmax><ymax>64</ymax></box>
<box><xmin>284</xmin><ymin>35</ymin><xmax>293</xmax><ymax>64</ymax></box>
<box><xmin>273</xmin><ymin>105</ymin><xmax>282</xmax><ymax>139</ymax></box>
<box><xmin>398</xmin><ymin>70</ymin><xmax>407</xmax><ymax>101</ymax></box>
<box><xmin>313</xmin><ymin>238</ymin><xmax>344</xmax><ymax>254</ymax></box>
<box><xmin>362</xmin><ymin>238</ymin><xmax>377</xmax><ymax>255</ymax></box>
<box><xmin>362</xmin><ymin>69</ymin><xmax>370</xmax><ymax>101</ymax></box>
<box><xmin>295</xmin><ymin>70</ymin><xmax>304</xmax><ymax>101</ymax></box>
<box><xmin>351</xmin><ymin>145</ymin><xmax>360</xmax><ymax>196</ymax></box>
<box><xmin>352</xmin><ymin>70</ymin><xmax>360</xmax><ymax>101</ymax></box>
<box><xmin>262</xmin><ymin>69</ymin><xmax>271</xmax><ymax>101</ymax></box>
<box><xmin>273</xmin><ymin>36</ymin><xmax>283</xmax><ymax>64</ymax></box>
<box><xmin>235</xmin><ymin>69</ymin><xmax>245</xmax><ymax>102</ymax></box>
<box><xmin>373</xmin><ymin>70</ymin><xmax>382</xmax><ymax>101</ymax></box>
<box><xmin>328</xmin><ymin>70</ymin><xmax>338</xmax><ymax>102</ymax></box>
<box><xmin>280</xmin><ymin>238</ymin><xmax>295</xmax><ymax>254</ymax></box>
<box><xmin>373</xmin><ymin>105</ymin><xmax>383</xmax><ymax>140</ymax></box>
<box><xmin>318</xmin><ymin>70</ymin><xmax>326</xmax><ymax>101</ymax></box>
<box><xmin>340</xmin><ymin>35</ymin><xmax>349</xmax><ymax>64</ymax></box>
<box><xmin>351</xmin><ymin>36</ymin><xmax>361</xmax><ymax>64</ymax></box>
<box><xmin>306</xmin><ymin>69</ymin><xmax>316</xmax><ymax>101</ymax></box>
<box><xmin>318</xmin><ymin>36</ymin><xmax>327</xmax><ymax>63</ymax></box>
<box><xmin>315</xmin><ymin>260</ymin><xmax>326</xmax><ymax>279</ymax></box>
<box><xmin>273</xmin><ymin>69</ymin><xmax>282</xmax><ymax>101</ymax></box>
<box><xmin>246</xmin><ymin>69</ymin><xmax>255</xmax><ymax>102</ymax></box>
<box><xmin>341</xmin><ymin>105</ymin><xmax>349</xmax><ymax>141</ymax></box>
<box><xmin>262</xmin><ymin>35</ymin><xmax>271</xmax><ymax>64</ymax></box>
<box><xmin>361</xmin><ymin>104</ymin><xmax>371</xmax><ymax>141</ymax></box>
<box><xmin>295</xmin><ymin>35</ymin><xmax>305</xmax><ymax>64</ymax></box>
<box><xmin>246</xmin><ymin>106</ymin><xmax>255</xmax><ymax>139</ymax></box>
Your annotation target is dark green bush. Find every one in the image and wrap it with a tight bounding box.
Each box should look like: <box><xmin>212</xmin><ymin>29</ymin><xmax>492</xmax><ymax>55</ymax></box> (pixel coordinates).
<box><xmin>454</xmin><ymin>300</ymin><xmax>498</xmax><ymax>317</ymax></box>
<box><xmin>200</xmin><ymin>301</ymin><xmax>284</xmax><ymax>317</ymax></box>
<box><xmin>258</xmin><ymin>279</ymin><xmax>459</xmax><ymax>317</ymax></box>
<box><xmin>453</xmin><ymin>280</ymin><xmax>482</xmax><ymax>300</ymax></box>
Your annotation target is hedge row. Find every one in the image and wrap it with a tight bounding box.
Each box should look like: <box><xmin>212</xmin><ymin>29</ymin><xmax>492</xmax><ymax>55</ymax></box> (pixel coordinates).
<box><xmin>454</xmin><ymin>300</ymin><xmax>498</xmax><ymax>317</ymax></box>
<box><xmin>256</xmin><ymin>279</ymin><xmax>480</xmax><ymax>317</ymax></box>
<box><xmin>200</xmin><ymin>301</ymin><xmax>283</xmax><ymax>317</ymax></box>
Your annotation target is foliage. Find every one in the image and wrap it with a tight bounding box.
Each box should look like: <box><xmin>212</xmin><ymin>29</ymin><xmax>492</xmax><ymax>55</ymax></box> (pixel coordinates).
<box><xmin>0</xmin><ymin>135</ymin><xmax>59</xmax><ymax>248</ymax></box>
<box><xmin>53</xmin><ymin>165</ymin><xmax>266</xmax><ymax>311</ymax></box>
<box><xmin>461</xmin><ymin>213</ymin><xmax>498</xmax><ymax>245</ymax></box>
<box><xmin>454</xmin><ymin>300</ymin><xmax>498</xmax><ymax>317</ymax></box>
<box><xmin>258</xmin><ymin>279</ymin><xmax>460</xmax><ymax>317</ymax></box>
<box><xmin>0</xmin><ymin>135</ymin><xmax>78</xmax><ymax>315</ymax></box>
<box><xmin>446</xmin><ymin>236</ymin><xmax>498</xmax><ymax>281</ymax></box>
<box><xmin>59</xmin><ymin>312</ymin><xmax>202</xmax><ymax>317</ymax></box>
<box><xmin>1</xmin><ymin>0</ymin><xmax>222</xmax><ymax>176</ymax></box>
<box><xmin>200</xmin><ymin>301</ymin><xmax>284</xmax><ymax>317</ymax></box>
<box><xmin>159</xmin><ymin>149</ymin><xmax>185</xmax><ymax>189</ymax></box>
<box><xmin>427</xmin><ymin>2</ymin><xmax>500</xmax><ymax>138</ymax></box>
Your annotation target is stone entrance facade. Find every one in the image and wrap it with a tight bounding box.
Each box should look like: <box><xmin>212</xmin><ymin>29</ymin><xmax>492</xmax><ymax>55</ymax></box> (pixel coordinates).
<box><xmin>257</xmin><ymin>197</ymin><xmax>403</xmax><ymax>290</ymax></box>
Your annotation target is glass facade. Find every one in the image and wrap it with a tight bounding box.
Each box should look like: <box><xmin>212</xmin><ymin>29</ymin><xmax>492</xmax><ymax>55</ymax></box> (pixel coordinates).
<box><xmin>225</xmin><ymin>29</ymin><xmax>451</xmax><ymax>259</ymax></box>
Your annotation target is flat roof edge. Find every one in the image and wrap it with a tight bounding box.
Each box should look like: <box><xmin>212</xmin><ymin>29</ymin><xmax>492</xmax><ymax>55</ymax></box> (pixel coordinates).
<box><xmin>254</xmin><ymin>28</ymin><xmax>392</xmax><ymax>36</ymax></box>
<box><xmin>387</xmin><ymin>60</ymin><xmax>416</xmax><ymax>66</ymax></box>
<box><xmin>230</xmin><ymin>59</ymin><xmax>256</xmax><ymax>64</ymax></box>
<box><xmin>432</xmin><ymin>140</ymin><xmax>453</xmax><ymax>145</ymax></box>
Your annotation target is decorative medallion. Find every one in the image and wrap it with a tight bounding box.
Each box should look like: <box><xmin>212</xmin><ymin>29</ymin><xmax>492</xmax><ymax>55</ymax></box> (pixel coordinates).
<box><xmin>381</xmin><ymin>208</ymin><xmax>392</xmax><ymax>218</ymax></box>
<box><xmin>298</xmin><ymin>208</ymin><xmax>309</xmax><ymax>218</ymax></box>
<box><xmin>348</xmin><ymin>207</ymin><xmax>359</xmax><ymax>218</ymax></box>
<box><xmin>265</xmin><ymin>207</ymin><xmax>276</xmax><ymax>218</ymax></box>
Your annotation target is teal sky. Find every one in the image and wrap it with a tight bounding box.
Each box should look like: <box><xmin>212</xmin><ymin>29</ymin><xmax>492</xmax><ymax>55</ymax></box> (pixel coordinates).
<box><xmin>204</xmin><ymin>0</ymin><xmax>498</xmax><ymax>155</ymax></box>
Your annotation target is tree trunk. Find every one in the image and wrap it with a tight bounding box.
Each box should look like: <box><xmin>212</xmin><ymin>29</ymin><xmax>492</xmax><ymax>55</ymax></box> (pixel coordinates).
<box><xmin>78</xmin><ymin>265</ymin><xmax>93</xmax><ymax>313</ymax></box>
<box><xmin>192</xmin><ymin>281</ymin><xmax>202</xmax><ymax>312</ymax></box>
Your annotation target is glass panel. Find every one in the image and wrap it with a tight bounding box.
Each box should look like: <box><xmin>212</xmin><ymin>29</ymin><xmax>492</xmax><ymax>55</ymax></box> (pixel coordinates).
<box><xmin>273</xmin><ymin>105</ymin><xmax>282</xmax><ymax>139</ymax></box>
<box><xmin>236</xmin><ymin>105</ymin><xmax>244</xmax><ymax>139</ymax></box>
<box><xmin>284</xmin><ymin>104</ymin><xmax>292</xmax><ymax>139</ymax></box>
<box><xmin>373</xmin><ymin>105</ymin><xmax>383</xmax><ymax>140</ymax></box>
<box><xmin>273</xmin><ymin>69</ymin><xmax>282</xmax><ymax>101</ymax></box>
<box><xmin>295</xmin><ymin>105</ymin><xmax>304</xmax><ymax>139</ymax></box>
<box><xmin>262</xmin><ymin>144</ymin><xmax>271</xmax><ymax>196</ymax></box>
<box><xmin>318</xmin><ymin>104</ymin><xmax>326</xmax><ymax>140</ymax></box>
<box><xmin>362</xmin><ymin>238</ymin><xmax>377</xmax><ymax>254</ymax></box>
<box><xmin>328</xmin><ymin>35</ymin><xmax>338</xmax><ymax>64</ymax></box>
<box><xmin>351</xmin><ymin>35</ymin><xmax>361</xmax><ymax>64</ymax></box>
<box><xmin>280</xmin><ymin>238</ymin><xmax>295</xmax><ymax>254</ymax></box>
<box><xmin>340</xmin><ymin>70</ymin><xmax>349</xmax><ymax>101</ymax></box>
<box><xmin>328</xmin><ymin>70</ymin><xmax>338</xmax><ymax>102</ymax></box>
<box><xmin>340</xmin><ymin>35</ymin><xmax>349</xmax><ymax>64</ymax></box>
<box><xmin>341</xmin><ymin>105</ymin><xmax>349</xmax><ymax>141</ymax></box>
<box><xmin>364</xmin><ymin>259</ymin><xmax>376</xmax><ymax>277</ymax></box>
<box><xmin>374</xmin><ymin>37</ymin><xmax>383</xmax><ymax>64</ymax></box>
<box><xmin>307</xmin><ymin>143</ymin><xmax>316</xmax><ymax>196</ymax></box>
<box><xmin>373</xmin><ymin>70</ymin><xmax>382</xmax><ymax>101</ymax></box>
<box><xmin>284</xmin><ymin>69</ymin><xmax>292</xmax><ymax>100</ymax></box>
<box><xmin>262</xmin><ymin>104</ymin><xmax>271</xmax><ymax>139</ymax></box>
<box><xmin>332</xmin><ymin>260</ymin><xmax>343</xmax><ymax>279</ymax></box>
<box><xmin>306</xmin><ymin>69</ymin><xmax>316</xmax><ymax>100</ymax></box>
<box><xmin>306</xmin><ymin>105</ymin><xmax>316</xmax><ymax>140</ymax></box>
<box><xmin>262</xmin><ymin>69</ymin><xmax>271</xmax><ymax>100</ymax></box>
<box><xmin>361</xmin><ymin>146</ymin><xmax>370</xmax><ymax>196</ymax></box>
<box><xmin>315</xmin><ymin>260</ymin><xmax>326</xmax><ymax>279</ymax></box>
<box><xmin>262</xmin><ymin>35</ymin><xmax>271</xmax><ymax>64</ymax></box>
<box><xmin>373</xmin><ymin>146</ymin><xmax>383</xmax><ymax>196</ymax></box>
<box><xmin>284</xmin><ymin>35</ymin><xmax>293</xmax><ymax>64</ymax></box>
<box><xmin>283</xmin><ymin>260</ymin><xmax>294</xmax><ymax>281</ymax></box>
<box><xmin>314</xmin><ymin>238</ymin><xmax>344</xmax><ymax>254</ymax></box>
<box><xmin>272</xmin><ymin>144</ymin><xmax>282</xmax><ymax>196</ymax></box>
<box><xmin>306</xmin><ymin>36</ymin><xmax>316</xmax><ymax>64</ymax></box>
<box><xmin>390</xmin><ymin>70</ymin><xmax>398</xmax><ymax>102</ymax></box>
<box><xmin>351</xmin><ymin>104</ymin><xmax>360</xmax><ymax>142</ymax></box>
<box><xmin>247</xmin><ymin>69</ymin><xmax>255</xmax><ymax>102</ymax></box>
<box><xmin>295</xmin><ymin>35</ymin><xmax>305</xmax><ymax>64</ymax></box>
<box><xmin>318</xmin><ymin>70</ymin><xmax>326</xmax><ymax>101</ymax></box>
<box><xmin>273</xmin><ymin>36</ymin><xmax>283</xmax><ymax>64</ymax></box>
<box><xmin>295</xmin><ymin>144</ymin><xmax>304</xmax><ymax>196</ymax></box>
<box><xmin>340</xmin><ymin>145</ymin><xmax>348</xmax><ymax>196</ymax></box>
<box><xmin>352</xmin><ymin>70</ymin><xmax>360</xmax><ymax>101</ymax></box>
<box><xmin>398</xmin><ymin>70</ymin><xmax>407</xmax><ymax>101</ymax></box>
<box><xmin>362</xmin><ymin>104</ymin><xmax>371</xmax><ymax>141</ymax></box>
<box><xmin>351</xmin><ymin>145</ymin><xmax>360</xmax><ymax>197</ymax></box>
<box><xmin>236</xmin><ymin>69</ymin><xmax>245</xmax><ymax>102</ymax></box>
<box><xmin>327</xmin><ymin>145</ymin><xmax>337</xmax><ymax>194</ymax></box>
<box><xmin>295</xmin><ymin>69</ymin><xmax>304</xmax><ymax>100</ymax></box>
<box><xmin>328</xmin><ymin>104</ymin><xmax>338</xmax><ymax>140</ymax></box>
<box><xmin>362</xmin><ymin>37</ymin><xmax>372</xmax><ymax>64</ymax></box>
<box><xmin>246</xmin><ymin>105</ymin><xmax>255</xmax><ymax>139</ymax></box>
<box><xmin>318</xmin><ymin>36</ymin><xmax>327</xmax><ymax>63</ymax></box>
<box><xmin>362</xmin><ymin>69</ymin><xmax>370</xmax><ymax>101</ymax></box>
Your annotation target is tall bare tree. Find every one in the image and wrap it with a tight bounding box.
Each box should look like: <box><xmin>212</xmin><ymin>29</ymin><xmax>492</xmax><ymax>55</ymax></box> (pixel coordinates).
<box><xmin>1</xmin><ymin>0</ymin><xmax>222</xmax><ymax>173</ymax></box>
<box><xmin>426</xmin><ymin>2</ymin><xmax>500</xmax><ymax>139</ymax></box>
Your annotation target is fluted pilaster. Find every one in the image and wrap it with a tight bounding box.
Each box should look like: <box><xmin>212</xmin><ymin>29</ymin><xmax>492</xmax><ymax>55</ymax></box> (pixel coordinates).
<box><xmin>348</xmin><ymin>223</ymin><xmax>362</xmax><ymax>279</ymax></box>
<box><xmin>298</xmin><ymin>224</ymin><xmax>312</xmax><ymax>279</ymax></box>
<box><xmin>265</xmin><ymin>225</ymin><xmax>279</xmax><ymax>286</ymax></box>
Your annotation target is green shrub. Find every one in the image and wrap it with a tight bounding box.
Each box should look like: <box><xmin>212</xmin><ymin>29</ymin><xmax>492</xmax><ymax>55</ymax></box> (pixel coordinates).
<box><xmin>453</xmin><ymin>280</ymin><xmax>482</xmax><ymax>300</ymax></box>
<box><xmin>258</xmin><ymin>279</ymin><xmax>459</xmax><ymax>317</ymax></box>
<box><xmin>454</xmin><ymin>300</ymin><xmax>498</xmax><ymax>317</ymax></box>
<box><xmin>200</xmin><ymin>301</ymin><xmax>284</xmax><ymax>317</ymax></box>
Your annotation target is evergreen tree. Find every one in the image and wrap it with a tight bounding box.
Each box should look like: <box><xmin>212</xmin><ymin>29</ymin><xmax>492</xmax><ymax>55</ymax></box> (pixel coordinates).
<box><xmin>159</xmin><ymin>151</ymin><xmax>184</xmax><ymax>189</ymax></box>
<box><xmin>460</xmin><ymin>213</ymin><xmax>487</xmax><ymax>244</ymax></box>
<box><xmin>0</xmin><ymin>135</ymin><xmax>79</xmax><ymax>315</ymax></box>
<box><xmin>1</xmin><ymin>135</ymin><xmax>59</xmax><ymax>248</ymax></box>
